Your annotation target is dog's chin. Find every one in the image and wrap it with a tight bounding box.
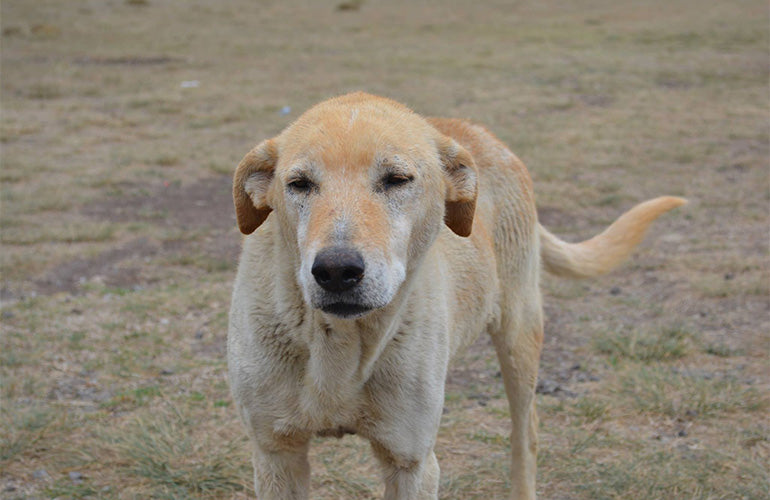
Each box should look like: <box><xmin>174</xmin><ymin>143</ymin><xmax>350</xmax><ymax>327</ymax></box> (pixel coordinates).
<box><xmin>318</xmin><ymin>302</ymin><xmax>375</xmax><ymax>319</ymax></box>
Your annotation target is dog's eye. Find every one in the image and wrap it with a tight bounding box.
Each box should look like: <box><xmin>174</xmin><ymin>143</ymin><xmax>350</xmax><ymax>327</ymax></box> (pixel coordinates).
<box><xmin>383</xmin><ymin>173</ymin><xmax>413</xmax><ymax>188</ymax></box>
<box><xmin>288</xmin><ymin>178</ymin><xmax>313</xmax><ymax>191</ymax></box>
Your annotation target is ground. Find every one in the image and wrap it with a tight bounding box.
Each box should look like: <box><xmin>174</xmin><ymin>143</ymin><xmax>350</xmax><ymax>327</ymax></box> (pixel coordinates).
<box><xmin>1</xmin><ymin>0</ymin><xmax>768</xmax><ymax>498</ymax></box>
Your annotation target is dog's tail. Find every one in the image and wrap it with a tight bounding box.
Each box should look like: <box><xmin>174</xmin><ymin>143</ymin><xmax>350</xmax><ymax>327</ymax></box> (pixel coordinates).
<box><xmin>539</xmin><ymin>196</ymin><xmax>687</xmax><ymax>279</ymax></box>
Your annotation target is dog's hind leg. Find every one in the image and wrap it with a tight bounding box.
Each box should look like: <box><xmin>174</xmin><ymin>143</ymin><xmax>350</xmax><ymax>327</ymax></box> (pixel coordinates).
<box><xmin>489</xmin><ymin>294</ymin><xmax>543</xmax><ymax>500</ymax></box>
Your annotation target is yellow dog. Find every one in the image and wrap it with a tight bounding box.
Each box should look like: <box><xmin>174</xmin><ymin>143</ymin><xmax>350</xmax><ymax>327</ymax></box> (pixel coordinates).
<box><xmin>228</xmin><ymin>92</ymin><xmax>685</xmax><ymax>499</ymax></box>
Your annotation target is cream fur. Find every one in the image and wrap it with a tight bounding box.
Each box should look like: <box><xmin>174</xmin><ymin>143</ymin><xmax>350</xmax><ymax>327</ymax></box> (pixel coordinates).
<box><xmin>228</xmin><ymin>92</ymin><xmax>684</xmax><ymax>499</ymax></box>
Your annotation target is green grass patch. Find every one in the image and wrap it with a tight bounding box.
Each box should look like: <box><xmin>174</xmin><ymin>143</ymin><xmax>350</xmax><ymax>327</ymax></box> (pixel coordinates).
<box><xmin>594</xmin><ymin>325</ymin><xmax>691</xmax><ymax>362</ymax></box>
<box><xmin>704</xmin><ymin>342</ymin><xmax>744</xmax><ymax>357</ymax></box>
<box><xmin>0</xmin><ymin>406</ymin><xmax>55</xmax><ymax>461</ymax></box>
<box><xmin>109</xmin><ymin>410</ymin><xmax>249</xmax><ymax>497</ymax></box>
<box><xmin>102</xmin><ymin>386</ymin><xmax>162</xmax><ymax>410</ymax></box>
<box><xmin>539</xmin><ymin>425</ymin><xmax>768</xmax><ymax>499</ymax></box>
<box><xmin>575</xmin><ymin>448</ymin><xmax>768</xmax><ymax>500</ymax></box>
<box><xmin>571</xmin><ymin>397</ymin><xmax>609</xmax><ymax>423</ymax></box>
<box><xmin>469</xmin><ymin>429</ymin><xmax>508</xmax><ymax>446</ymax></box>
<box><xmin>439</xmin><ymin>453</ymin><xmax>510</xmax><ymax>499</ymax></box>
<box><xmin>43</xmin><ymin>480</ymin><xmax>99</xmax><ymax>499</ymax></box>
<box><xmin>617</xmin><ymin>366</ymin><xmax>766</xmax><ymax>418</ymax></box>
<box><xmin>309</xmin><ymin>434</ymin><xmax>382</xmax><ymax>498</ymax></box>
<box><xmin>1</xmin><ymin>222</ymin><xmax>116</xmax><ymax>245</ymax></box>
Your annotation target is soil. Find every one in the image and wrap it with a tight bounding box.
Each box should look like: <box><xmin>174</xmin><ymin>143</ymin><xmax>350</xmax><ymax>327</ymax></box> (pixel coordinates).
<box><xmin>32</xmin><ymin>176</ymin><xmax>242</xmax><ymax>296</ymax></box>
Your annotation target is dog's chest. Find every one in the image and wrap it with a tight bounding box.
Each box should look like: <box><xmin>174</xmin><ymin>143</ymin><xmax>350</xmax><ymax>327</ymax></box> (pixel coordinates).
<box><xmin>256</xmin><ymin>319</ymin><xmax>374</xmax><ymax>433</ymax></box>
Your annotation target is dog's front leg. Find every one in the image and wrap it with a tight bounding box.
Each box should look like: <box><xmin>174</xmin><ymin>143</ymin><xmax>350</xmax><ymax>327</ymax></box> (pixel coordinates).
<box><xmin>372</xmin><ymin>444</ymin><xmax>440</xmax><ymax>500</ymax></box>
<box><xmin>367</xmin><ymin>380</ymin><xmax>444</xmax><ymax>499</ymax></box>
<box><xmin>250</xmin><ymin>439</ymin><xmax>310</xmax><ymax>500</ymax></box>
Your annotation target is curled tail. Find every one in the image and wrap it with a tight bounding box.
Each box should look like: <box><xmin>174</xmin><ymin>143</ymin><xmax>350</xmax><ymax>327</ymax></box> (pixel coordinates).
<box><xmin>539</xmin><ymin>196</ymin><xmax>687</xmax><ymax>279</ymax></box>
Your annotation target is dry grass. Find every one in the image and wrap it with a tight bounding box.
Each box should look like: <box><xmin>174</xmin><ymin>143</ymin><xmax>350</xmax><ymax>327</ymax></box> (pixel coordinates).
<box><xmin>2</xmin><ymin>0</ymin><xmax>768</xmax><ymax>498</ymax></box>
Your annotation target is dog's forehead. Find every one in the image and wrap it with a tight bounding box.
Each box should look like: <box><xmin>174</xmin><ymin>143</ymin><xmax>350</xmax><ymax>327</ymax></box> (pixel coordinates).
<box><xmin>278</xmin><ymin>95</ymin><xmax>436</xmax><ymax>172</ymax></box>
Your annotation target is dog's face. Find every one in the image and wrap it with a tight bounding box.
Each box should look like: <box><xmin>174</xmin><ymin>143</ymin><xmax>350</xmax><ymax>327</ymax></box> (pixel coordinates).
<box><xmin>233</xmin><ymin>93</ymin><xmax>477</xmax><ymax>319</ymax></box>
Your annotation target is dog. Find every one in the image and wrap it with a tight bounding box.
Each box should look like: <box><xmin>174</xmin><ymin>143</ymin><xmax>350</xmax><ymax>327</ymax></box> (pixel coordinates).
<box><xmin>228</xmin><ymin>92</ymin><xmax>685</xmax><ymax>499</ymax></box>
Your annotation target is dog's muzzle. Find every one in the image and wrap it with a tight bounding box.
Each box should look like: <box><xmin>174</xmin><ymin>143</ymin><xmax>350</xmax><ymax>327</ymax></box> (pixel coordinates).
<box><xmin>311</xmin><ymin>246</ymin><xmax>365</xmax><ymax>293</ymax></box>
<box><xmin>311</xmin><ymin>246</ymin><xmax>372</xmax><ymax>318</ymax></box>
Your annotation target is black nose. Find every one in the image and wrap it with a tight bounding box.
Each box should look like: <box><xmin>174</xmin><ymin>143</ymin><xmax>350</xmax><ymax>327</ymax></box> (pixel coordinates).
<box><xmin>311</xmin><ymin>247</ymin><xmax>365</xmax><ymax>293</ymax></box>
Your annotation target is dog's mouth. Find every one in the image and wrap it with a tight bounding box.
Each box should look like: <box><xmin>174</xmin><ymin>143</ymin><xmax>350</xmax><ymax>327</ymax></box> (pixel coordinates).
<box><xmin>319</xmin><ymin>302</ymin><xmax>374</xmax><ymax>319</ymax></box>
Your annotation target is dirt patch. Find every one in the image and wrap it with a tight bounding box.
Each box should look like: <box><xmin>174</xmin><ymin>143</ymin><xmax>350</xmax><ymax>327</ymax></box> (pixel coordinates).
<box><xmin>33</xmin><ymin>238</ymin><xmax>161</xmax><ymax>295</ymax></box>
<box><xmin>445</xmin><ymin>308</ymin><xmax>595</xmax><ymax>403</ymax></box>
<box><xmin>29</xmin><ymin>177</ymin><xmax>241</xmax><ymax>296</ymax></box>
<box><xmin>82</xmin><ymin>176</ymin><xmax>236</xmax><ymax>230</ymax></box>
<box><xmin>73</xmin><ymin>56</ymin><xmax>185</xmax><ymax>66</ymax></box>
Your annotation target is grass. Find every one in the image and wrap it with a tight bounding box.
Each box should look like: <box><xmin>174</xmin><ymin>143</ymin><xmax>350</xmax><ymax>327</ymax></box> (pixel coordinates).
<box><xmin>571</xmin><ymin>397</ymin><xmax>610</xmax><ymax>423</ymax></box>
<box><xmin>0</xmin><ymin>406</ymin><xmax>55</xmax><ymax>461</ymax></box>
<box><xmin>108</xmin><ymin>409</ymin><xmax>249</xmax><ymax>497</ymax></box>
<box><xmin>593</xmin><ymin>324</ymin><xmax>692</xmax><ymax>363</ymax></box>
<box><xmin>0</xmin><ymin>220</ymin><xmax>117</xmax><ymax>245</ymax></box>
<box><xmin>704</xmin><ymin>342</ymin><xmax>744</xmax><ymax>358</ymax></box>
<box><xmin>571</xmin><ymin>447</ymin><xmax>768</xmax><ymax>499</ymax></box>
<box><xmin>1</xmin><ymin>0</ymin><xmax>768</xmax><ymax>498</ymax></box>
<box><xmin>617</xmin><ymin>365</ymin><xmax>766</xmax><ymax>418</ymax></box>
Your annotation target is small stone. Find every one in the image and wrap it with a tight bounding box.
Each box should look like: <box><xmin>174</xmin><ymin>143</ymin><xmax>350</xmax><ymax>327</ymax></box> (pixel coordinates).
<box><xmin>69</xmin><ymin>471</ymin><xmax>83</xmax><ymax>483</ymax></box>
<box><xmin>536</xmin><ymin>379</ymin><xmax>559</xmax><ymax>395</ymax></box>
<box><xmin>33</xmin><ymin>468</ymin><xmax>51</xmax><ymax>480</ymax></box>
<box><xmin>195</xmin><ymin>329</ymin><xmax>205</xmax><ymax>339</ymax></box>
<box><xmin>1</xmin><ymin>311</ymin><xmax>14</xmax><ymax>320</ymax></box>
<box><xmin>609</xmin><ymin>286</ymin><xmax>622</xmax><ymax>295</ymax></box>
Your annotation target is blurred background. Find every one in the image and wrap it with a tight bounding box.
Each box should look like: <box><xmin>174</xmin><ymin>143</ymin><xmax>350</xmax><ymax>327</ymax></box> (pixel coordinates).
<box><xmin>1</xmin><ymin>1</ymin><xmax>767</xmax><ymax>498</ymax></box>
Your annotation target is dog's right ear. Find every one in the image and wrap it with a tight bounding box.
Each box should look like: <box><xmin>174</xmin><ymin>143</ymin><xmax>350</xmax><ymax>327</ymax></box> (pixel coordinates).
<box><xmin>233</xmin><ymin>139</ymin><xmax>278</xmax><ymax>234</ymax></box>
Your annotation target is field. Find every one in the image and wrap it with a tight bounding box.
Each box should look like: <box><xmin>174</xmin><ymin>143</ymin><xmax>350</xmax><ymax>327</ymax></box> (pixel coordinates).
<box><xmin>1</xmin><ymin>0</ymin><xmax>768</xmax><ymax>498</ymax></box>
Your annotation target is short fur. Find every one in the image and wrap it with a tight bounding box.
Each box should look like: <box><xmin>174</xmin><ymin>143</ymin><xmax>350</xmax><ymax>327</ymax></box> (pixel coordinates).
<box><xmin>228</xmin><ymin>92</ymin><xmax>685</xmax><ymax>499</ymax></box>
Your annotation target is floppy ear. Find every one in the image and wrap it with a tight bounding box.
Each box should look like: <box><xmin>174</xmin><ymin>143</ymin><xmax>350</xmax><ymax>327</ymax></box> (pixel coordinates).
<box><xmin>437</xmin><ymin>137</ymin><xmax>478</xmax><ymax>237</ymax></box>
<box><xmin>233</xmin><ymin>139</ymin><xmax>278</xmax><ymax>234</ymax></box>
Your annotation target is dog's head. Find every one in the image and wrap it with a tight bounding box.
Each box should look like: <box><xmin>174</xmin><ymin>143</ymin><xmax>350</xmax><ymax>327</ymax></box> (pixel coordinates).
<box><xmin>233</xmin><ymin>93</ymin><xmax>477</xmax><ymax>319</ymax></box>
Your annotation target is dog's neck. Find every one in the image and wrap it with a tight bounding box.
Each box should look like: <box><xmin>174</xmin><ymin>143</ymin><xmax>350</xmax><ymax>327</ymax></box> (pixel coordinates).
<box><xmin>261</xmin><ymin>219</ymin><xmax>438</xmax><ymax>426</ymax></box>
<box><xmin>305</xmin><ymin>260</ymin><xmax>422</xmax><ymax>370</ymax></box>
<box><xmin>303</xmin><ymin>263</ymin><xmax>434</xmax><ymax>427</ymax></box>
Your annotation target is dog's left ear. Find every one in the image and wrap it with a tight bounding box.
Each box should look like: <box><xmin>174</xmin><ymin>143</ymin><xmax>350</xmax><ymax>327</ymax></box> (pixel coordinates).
<box><xmin>233</xmin><ymin>139</ymin><xmax>278</xmax><ymax>234</ymax></box>
<box><xmin>437</xmin><ymin>136</ymin><xmax>478</xmax><ymax>237</ymax></box>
